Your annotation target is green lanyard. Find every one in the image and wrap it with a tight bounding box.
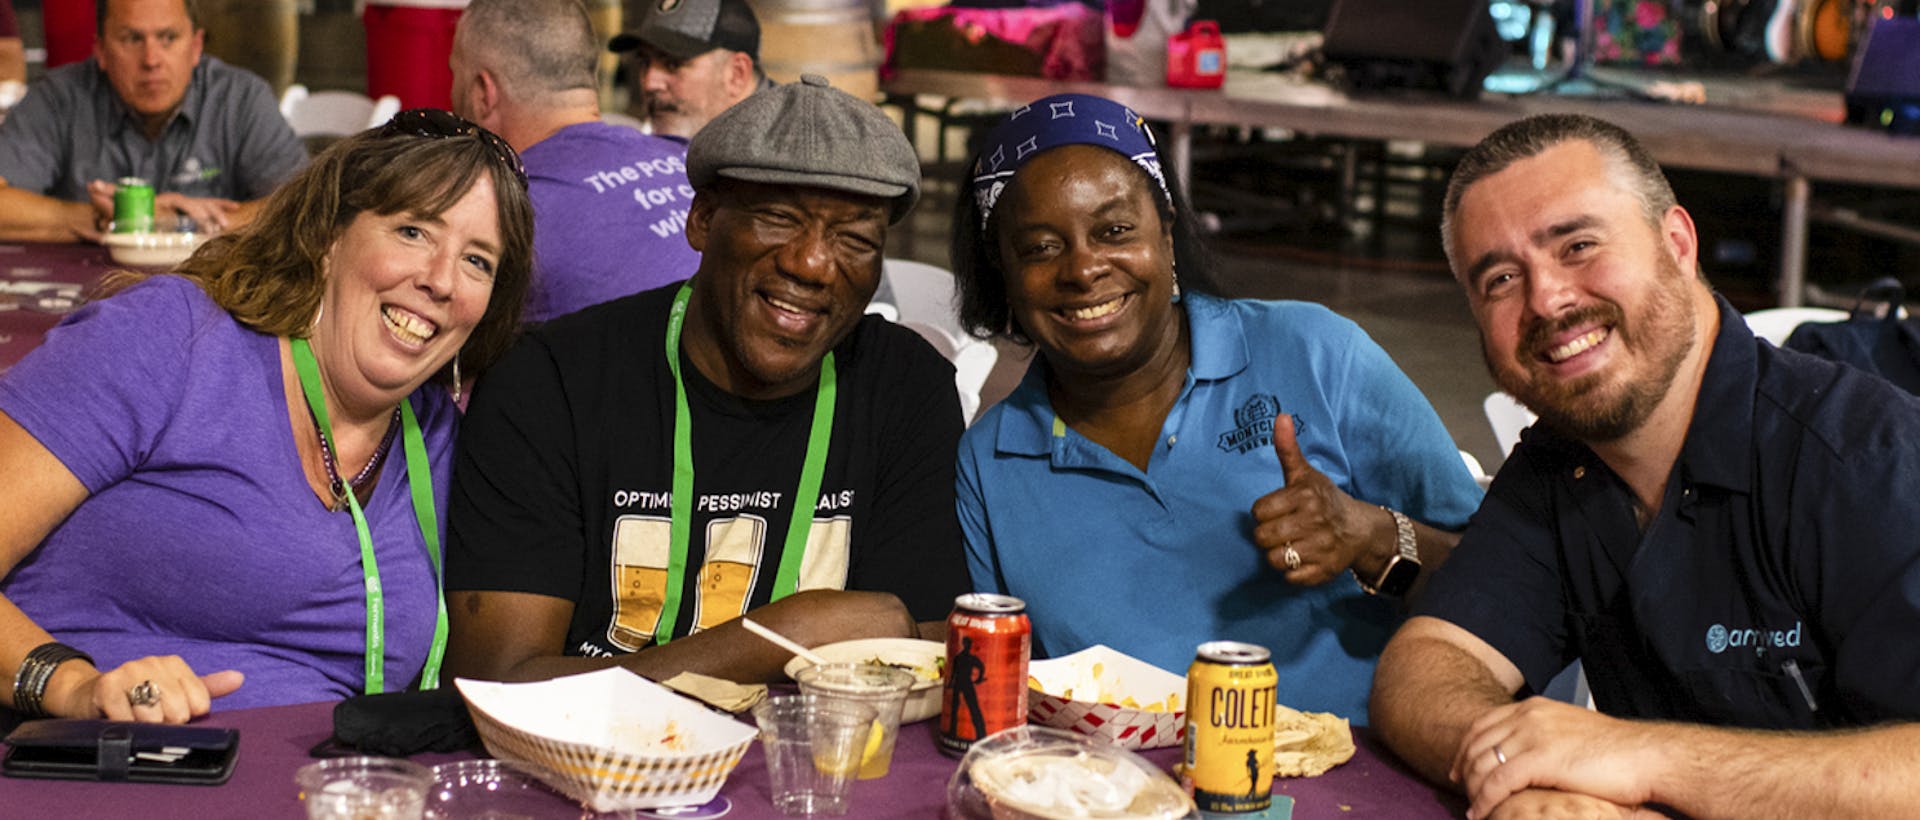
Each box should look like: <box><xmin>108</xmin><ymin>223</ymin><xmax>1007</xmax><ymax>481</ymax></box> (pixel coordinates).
<box><xmin>290</xmin><ymin>338</ymin><xmax>449</xmax><ymax>694</ymax></box>
<box><xmin>655</xmin><ymin>279</ymin><xmax>836</xmax><ymax>643</ymax></box>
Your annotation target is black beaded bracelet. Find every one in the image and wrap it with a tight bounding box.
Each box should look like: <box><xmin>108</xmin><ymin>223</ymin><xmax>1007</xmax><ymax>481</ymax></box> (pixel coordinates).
<box><xmin>10</xmin><ymin>642</ymin><xmax>95</xmax><ymax>718</ymax></box>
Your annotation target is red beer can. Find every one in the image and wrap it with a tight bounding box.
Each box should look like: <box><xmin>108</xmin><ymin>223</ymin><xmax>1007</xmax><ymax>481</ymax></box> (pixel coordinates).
<box><xmin>938</xmin><ymin>593</ymin><xmax>1031</xmax><ymax>756</ymax></box>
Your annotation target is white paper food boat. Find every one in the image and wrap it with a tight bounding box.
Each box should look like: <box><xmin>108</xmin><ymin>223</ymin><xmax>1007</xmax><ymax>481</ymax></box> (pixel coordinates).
<box><xmin>455</xmin><ymin>669</ymin><xmax>756</xmax><ymax>812</ymax></box>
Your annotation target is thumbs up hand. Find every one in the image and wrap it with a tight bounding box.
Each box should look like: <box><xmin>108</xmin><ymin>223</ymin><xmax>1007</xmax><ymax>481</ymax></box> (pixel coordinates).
<box><xmin>1252</xmin><ymin>414</ymin><xmax>1393</xmax><ymax>586</ymax></box>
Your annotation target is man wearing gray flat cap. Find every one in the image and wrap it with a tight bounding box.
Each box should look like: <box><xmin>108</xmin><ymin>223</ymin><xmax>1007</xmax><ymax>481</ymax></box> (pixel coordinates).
<box><xmin>443</xmin><ymin>75</ymin><xmax>968</xmax><ymax>686</ymax></box>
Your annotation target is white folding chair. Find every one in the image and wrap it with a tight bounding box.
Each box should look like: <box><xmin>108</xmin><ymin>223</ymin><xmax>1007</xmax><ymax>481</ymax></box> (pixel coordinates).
<box><xmin>368</xmin><ymin>94</ymin><xmax>402</xmax><ymax>129</ymax></box>
<box><xmin>880</xmin><ymin>259</ymin><xmax>965</xmax><ymax>332</ymax></box>
<box><xmin>1742</xmin><ymin>306</ymin><xmax>1849</xmax><ymax>346</ymax></box>
<box><xmin>881</xmin><ymin>259</ymin><xmax>999</xmax><ymax>425</ymax></box>
<box><xmin>1483</xmin><ymin>391</ymin><xmax>1537</xmax><ymax>459</ymax></box>
<box><xmin>1459</xmin><ymin>449</ymin><xmax>1492</xmax><ymax>490</ymax></box>
<box><xmin>280</xmin><ymin>84</ymin><xmax>404</xmax><ymax>139</ymax></box>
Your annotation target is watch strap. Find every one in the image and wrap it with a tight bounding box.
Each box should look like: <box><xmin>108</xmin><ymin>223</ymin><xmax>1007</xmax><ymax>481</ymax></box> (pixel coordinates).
<box><xmin>1357</xmin><ymin>507</ymin><xmax>1419</xmax><ymax>596</ymax></box>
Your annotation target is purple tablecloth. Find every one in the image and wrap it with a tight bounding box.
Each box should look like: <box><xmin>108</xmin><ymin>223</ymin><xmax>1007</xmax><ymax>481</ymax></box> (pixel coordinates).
<box><xmin>0</xmin><ymin>242</ymin><xmax>116</xmax><ymax>374</ymax></box>
<box><xmin>0</xmin><ymin>699</ymin><xmax>1466</xmax><ymax>818</ymax></box>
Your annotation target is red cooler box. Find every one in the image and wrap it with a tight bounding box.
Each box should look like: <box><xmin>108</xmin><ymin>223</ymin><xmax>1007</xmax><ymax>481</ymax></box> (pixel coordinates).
<box><xmin>1166</xmin><ymin>20</ymin><xmax>1225</xmax><ymax>88</ymax></box>
<box><xmin>364</xmin><ymin>0</ymin><xmax>467</xmax><ymax>111</ymax></box>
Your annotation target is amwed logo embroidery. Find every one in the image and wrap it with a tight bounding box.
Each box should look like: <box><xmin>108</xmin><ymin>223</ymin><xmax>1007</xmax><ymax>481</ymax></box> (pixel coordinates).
<box><xmin>1705</xmin><ymin>621</ymin><xmax>1803</xmax><ymax>654</ymax></box>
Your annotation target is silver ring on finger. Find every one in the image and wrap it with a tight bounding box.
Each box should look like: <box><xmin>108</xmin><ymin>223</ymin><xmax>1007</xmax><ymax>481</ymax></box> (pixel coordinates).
<box><xmin>127</xmin><ymin>680</ymin><xmax>159</xmax><ymax>708</ymax></box>
<box><xmin>1492</xmin><ymin>744</ymin><xmax>1508</xmax><ymax>766</ymax></box>
<box><xmin>1283</xmin><ymin>545</ymin><xmax>1302</xmax><ymax>571</ymax></box>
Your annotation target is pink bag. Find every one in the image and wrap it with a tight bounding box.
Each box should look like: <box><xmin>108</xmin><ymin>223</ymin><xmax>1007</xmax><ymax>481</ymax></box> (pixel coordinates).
<box><xmin>884</xmin><ymin>4</ymin><xmax>1106</xmax><ymax>81</ymax></box>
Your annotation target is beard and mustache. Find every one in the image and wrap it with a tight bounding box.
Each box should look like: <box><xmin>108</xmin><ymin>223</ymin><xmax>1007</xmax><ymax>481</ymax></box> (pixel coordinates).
<box><xmin>1485</xmin><ymin>250</ymin><xmax>1699</xmax><ymax>444</ymax></box>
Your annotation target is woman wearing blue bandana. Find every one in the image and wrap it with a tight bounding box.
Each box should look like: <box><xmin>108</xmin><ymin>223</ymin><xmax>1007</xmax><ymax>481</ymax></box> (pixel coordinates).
<box><xmin>949</xmin><ymin>94</ymin><xmax>1484</xmax><ymax>722</ymax></box>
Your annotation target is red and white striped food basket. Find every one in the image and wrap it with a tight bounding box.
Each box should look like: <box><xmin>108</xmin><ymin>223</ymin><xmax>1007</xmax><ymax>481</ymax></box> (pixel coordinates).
<box><xmin>1026</xmin><ymin>645</ymin><xmax>1187</xmax><ymax>750</ymax></box>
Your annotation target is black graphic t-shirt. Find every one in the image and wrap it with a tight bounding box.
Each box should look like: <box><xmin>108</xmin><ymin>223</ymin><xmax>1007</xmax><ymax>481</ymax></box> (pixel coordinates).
<box><xmin>448</xmin><ymin>284</ymin><xmax>968</xmax><ymax>656</ymax></box>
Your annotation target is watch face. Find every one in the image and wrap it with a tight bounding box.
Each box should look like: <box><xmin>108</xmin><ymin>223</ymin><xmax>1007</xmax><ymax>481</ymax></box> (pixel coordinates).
<box><xmin>1377</xmin><ymin>558</ymin><xmax>1420</xmax><ymax>597</ymax></box>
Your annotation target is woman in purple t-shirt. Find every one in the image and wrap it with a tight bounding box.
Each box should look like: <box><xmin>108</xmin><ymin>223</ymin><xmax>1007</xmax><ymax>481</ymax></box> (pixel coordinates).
<box><xmin>0</xmin><ymin>110</ymin><xmax>533</xmax><ymax>723</ymax></box>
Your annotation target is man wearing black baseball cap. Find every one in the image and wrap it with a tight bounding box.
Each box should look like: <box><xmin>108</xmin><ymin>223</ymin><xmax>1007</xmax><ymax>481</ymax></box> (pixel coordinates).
<box><xmin>610</xmin><ymin>0</ymin><xmax>770</xmax><ymax>139</ymax></box>
<box><xmin>445</xmin><ymin>76</ymin><xmax>969</xmax><ymax>686</ymax></box>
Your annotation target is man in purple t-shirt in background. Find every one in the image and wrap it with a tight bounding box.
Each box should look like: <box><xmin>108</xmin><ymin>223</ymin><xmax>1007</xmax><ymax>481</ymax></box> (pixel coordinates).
<box><xmin>451</xmin><ymin>0</ymin><xmax>700</xmax><ymax>323</ymax></box>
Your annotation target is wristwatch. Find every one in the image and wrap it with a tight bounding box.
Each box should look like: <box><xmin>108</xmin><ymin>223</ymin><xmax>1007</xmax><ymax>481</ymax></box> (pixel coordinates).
<box><xmin>1357</xmin><ymin>507</ymin><xmax>1420</xmax><ymax>596</ymax></box>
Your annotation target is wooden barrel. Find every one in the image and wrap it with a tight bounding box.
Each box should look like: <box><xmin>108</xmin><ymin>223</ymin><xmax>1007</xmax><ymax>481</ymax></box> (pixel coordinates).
<box><xmin>198</xmin><ymin>0</ymin><xmax>299</xmax><ymax>94</ymax></box>
<box><xmin>748</xmin><ymin>0</ymin><xmax>880</xmax><ymax>101</ymax></box>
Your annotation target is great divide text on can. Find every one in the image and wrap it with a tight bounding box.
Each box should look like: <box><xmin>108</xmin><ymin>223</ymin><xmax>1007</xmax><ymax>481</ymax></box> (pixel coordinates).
<box><xmin>1184</xmin><ymin>640</ymin><xmax>1278</xmax><ymax>813</ymax></box>
<box><xmin>937</xmin><ymin>593</ymin><xmax>1031</xmax><ymax>756</ymax></box>
<box><xmin>113</xmin><ymin>178</ymin><xmax>155</xmax><ymax>234</ymax></box>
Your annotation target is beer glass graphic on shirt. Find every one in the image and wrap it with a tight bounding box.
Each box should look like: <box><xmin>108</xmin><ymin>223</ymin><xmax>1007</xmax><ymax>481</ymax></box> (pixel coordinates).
<box><xmin>608</xmin><ymin>514</ymin><xmax>772</xmax><ymax>646</ymax></box>
<box><xmin>608</xmin><ymin>510</ymin><xmax>857</xmax><ymax>650</ymax></box>
<box><xmin>609</xmin><ymin>515</ymin><xmax>672</xmax><ymax>651</ymax></box>
<box><xmin>693</xmin><ymin>515</ymin><xmax>767</xmax><ymax>632</ymax></box>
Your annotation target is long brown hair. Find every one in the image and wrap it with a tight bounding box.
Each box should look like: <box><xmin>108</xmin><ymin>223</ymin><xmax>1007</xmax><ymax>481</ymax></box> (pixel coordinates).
<box><xmin>108</xmin><ymin>120</ymin><xmax>534</xmax><ymax>386</ymax></box>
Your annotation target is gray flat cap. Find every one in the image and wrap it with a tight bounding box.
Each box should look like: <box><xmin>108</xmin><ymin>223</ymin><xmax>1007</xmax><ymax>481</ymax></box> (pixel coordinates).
<box><xmin>688</xmin><ymin>74</ymin><xmax>921</xmax><ymax>223</ymax></box>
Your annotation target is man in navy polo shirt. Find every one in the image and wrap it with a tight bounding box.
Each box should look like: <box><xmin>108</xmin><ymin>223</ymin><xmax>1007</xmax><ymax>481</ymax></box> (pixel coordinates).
<box><xmin>1371</xmin><ymin>113</ymin><xmax>1920</xmax><ymax>819</ymax></box>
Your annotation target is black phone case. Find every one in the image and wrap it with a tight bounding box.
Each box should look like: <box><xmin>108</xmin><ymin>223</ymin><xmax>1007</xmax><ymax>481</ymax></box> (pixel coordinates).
<box><xmin>1</xmin><ymin>719</ymin><xmax>239</xmax><ymax>785</ymax></box>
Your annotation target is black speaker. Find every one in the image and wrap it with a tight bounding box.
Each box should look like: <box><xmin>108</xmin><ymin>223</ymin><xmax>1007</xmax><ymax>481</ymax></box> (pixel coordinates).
<box><xmin>1320</xmin><ymin>0</ymin><xmax>1505</xmax><ymax>97</ymax></box>
<box><xmin>1193</xmin><ymin>0</ymin><xmax>1336</xmax><ymax>33</ymax></box>
<box><xmin>1845</xmin><ymin>17</ymin><xmax>1920</xmax><ymax>135</ymax></box>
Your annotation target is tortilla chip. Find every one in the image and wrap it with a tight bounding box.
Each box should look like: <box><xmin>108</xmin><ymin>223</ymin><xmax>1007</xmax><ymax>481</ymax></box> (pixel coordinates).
<box><xmin>1270</xmin><ymin>704</ymin><xmax>1355</xmax><ymax>778</ymax></box>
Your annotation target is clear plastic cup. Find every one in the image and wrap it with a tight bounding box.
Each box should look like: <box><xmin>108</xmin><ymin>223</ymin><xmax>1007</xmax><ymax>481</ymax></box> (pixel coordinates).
<box><xmin>296</xmin><ymin>756</ymin><xmax>433</xmax><ymax>820</ymax></box>
<box><xmin>794</xmin><ymin>661</ymin><xmax>915</xmax><ymax>779</ymax></box>
<box><xmin>751</xmin><ymin>694</ymin><xmax>877</xmax><ymax>817</ymax></box>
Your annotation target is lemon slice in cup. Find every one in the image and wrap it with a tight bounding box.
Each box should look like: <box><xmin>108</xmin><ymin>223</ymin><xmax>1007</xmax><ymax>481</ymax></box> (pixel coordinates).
<box><xmin>814</xmin><ymin>721</ymin><xmax>887</xmax><ymax>778</ymax></box>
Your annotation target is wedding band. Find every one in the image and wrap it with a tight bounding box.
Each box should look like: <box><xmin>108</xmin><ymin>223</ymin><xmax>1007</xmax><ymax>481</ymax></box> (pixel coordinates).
<box><xmin>1493</xmin><ymin>744</ymin><xmax>1508</xmax><ymax>765</ymax></box>
<box><xmin>1283</xmin><ymin>546</ymin><xmax>1302</xmax><ymax>571</ymax></box>
<box><xmin>128</xmin><ymin>680</ymin><xmax>159</xmax><ymax>708</ymax></box>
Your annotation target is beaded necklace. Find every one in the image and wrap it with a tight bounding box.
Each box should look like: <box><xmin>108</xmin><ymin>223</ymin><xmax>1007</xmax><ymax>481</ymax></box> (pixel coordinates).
<box><xmin>308</xmin><ymin>403</ymin><xmax>403</xmax><ymax>513</ymax></box>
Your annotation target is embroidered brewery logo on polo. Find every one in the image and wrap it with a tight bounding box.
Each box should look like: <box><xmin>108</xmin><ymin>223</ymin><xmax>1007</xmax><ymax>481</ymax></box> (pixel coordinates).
<box><xmin>1216</xmin><ymin>393</ymin><xmax>1298</xmax><ymax>455</ymax></box>
<box><xmin>169</xmin><ymin>157</ymin><xmax>221</xmax><ymax>189</ymax></box>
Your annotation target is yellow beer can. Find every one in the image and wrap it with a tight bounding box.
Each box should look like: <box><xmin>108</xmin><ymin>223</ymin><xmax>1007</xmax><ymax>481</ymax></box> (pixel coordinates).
<box><xmin>1183</xmin><ymin>641</ymin><xmax>1277</xmax><ymax>813</ymax></box>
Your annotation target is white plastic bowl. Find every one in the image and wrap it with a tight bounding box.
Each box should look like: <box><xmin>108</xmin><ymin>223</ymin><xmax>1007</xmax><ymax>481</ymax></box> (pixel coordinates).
<box><xmin>783</xmin><ymin>637</ymin><xmax>947</xmax><ymax>722</ymax></box>
<box><xmin>101</xmin><ymin>232</ymin><xmax>206</xmax><ymax>268</ymax></box>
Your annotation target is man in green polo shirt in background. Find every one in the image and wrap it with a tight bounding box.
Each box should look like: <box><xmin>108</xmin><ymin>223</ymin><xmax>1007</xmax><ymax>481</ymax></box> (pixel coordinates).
<box><xmin>0</xmin><ymin>0</ymin><xmax>305</xmax><ymax>242</ymax></box>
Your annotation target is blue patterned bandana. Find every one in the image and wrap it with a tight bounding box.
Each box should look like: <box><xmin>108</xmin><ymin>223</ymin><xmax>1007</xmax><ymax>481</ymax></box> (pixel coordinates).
<box><xmin>969</xmin><ymin>94</ymin><xmax>1169</xmax><ymax>232</ymax></box>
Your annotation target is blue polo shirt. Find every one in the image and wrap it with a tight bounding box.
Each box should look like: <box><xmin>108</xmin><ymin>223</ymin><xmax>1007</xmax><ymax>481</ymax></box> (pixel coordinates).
<box><xmin>0</xmin><ymin>57</ymin><xmax>306</xmax><ymax>202</ymax></box>
<box><xmin>1419</xmin><ymin>294</ymin><xmax>1920</xmax><ymax>729</ymax></box>
<box><xmin>957</xmin><ymin>292</ymin><xmax>1483</xmax><ymax>723</ymax></box>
